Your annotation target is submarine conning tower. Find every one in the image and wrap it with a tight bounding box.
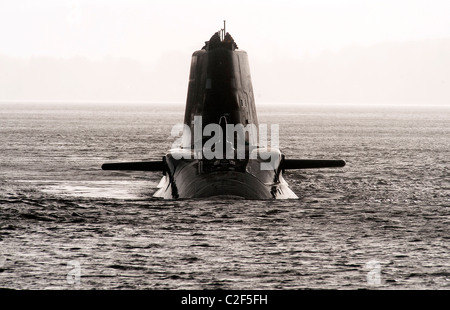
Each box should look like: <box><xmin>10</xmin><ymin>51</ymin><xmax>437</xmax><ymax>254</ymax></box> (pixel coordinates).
<box><xmin>183</xmin><ymin>32</ymin><xmax>259</xmax><ymax>147</ymax></box>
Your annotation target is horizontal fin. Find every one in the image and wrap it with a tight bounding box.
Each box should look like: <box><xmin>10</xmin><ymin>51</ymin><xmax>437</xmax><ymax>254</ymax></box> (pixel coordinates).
<box><xmin>101</xmin><ymin>161</ymin><xmax>164</xmax><ymax>171</ymax></box>
<box><xmin>283</xmin><ymin>159</ymin><xmax>346</xmax><ymax>169</ymax></box>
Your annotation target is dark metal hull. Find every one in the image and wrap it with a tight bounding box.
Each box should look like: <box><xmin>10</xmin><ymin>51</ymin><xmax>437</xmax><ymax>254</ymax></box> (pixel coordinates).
<box><xmin>153</xmin><ymin>152</ymin><xmax>298</xmax><ymax>199</ymax></box>
<box><xmin>101</xmin><ymin>30</ymin><xmax>345</xmax><ymax>199</ymax></box>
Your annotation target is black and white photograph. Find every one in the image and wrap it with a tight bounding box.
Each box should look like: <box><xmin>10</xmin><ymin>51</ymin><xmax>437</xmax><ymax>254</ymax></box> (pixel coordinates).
<box><xmin>0</xmin><ymin>0</ymin><xmax>449</xmax><ymax>304</ymax></box>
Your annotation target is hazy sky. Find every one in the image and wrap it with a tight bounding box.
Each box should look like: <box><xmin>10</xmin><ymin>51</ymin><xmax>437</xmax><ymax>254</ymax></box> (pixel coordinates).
<box><xmin>2</xmin><ymin>0</ymin><xmax>450</xmax><ymax>62</ymax></box>
<box><xmin>1</xmin><ymin>0</ymin><xmax>450</xmax><ymax>103</ymax></box>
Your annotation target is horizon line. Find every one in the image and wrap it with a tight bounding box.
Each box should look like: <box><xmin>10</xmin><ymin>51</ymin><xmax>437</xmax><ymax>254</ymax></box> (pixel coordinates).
<box><xmin>0</xmin><ymin>100</ymin><xmax>449</xmax><ymax>108</ymax></box>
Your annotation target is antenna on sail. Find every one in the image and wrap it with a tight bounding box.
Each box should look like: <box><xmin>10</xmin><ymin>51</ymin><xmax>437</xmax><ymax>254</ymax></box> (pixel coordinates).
<box><xmin>219</xmin><ymin>20</ymin><xmax>226</xmax><ymax>41</ymax></box>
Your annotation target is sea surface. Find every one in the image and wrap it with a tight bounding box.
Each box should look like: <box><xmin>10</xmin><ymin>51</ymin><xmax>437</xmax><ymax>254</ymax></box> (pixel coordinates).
<box><xmin>0</xmin><ymin>102</ymin><xmax>449</xmax><ymax>290</ymax></box>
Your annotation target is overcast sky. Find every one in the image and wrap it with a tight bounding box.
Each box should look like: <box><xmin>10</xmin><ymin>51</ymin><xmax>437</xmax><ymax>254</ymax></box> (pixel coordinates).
<box><xmin>1</xmin><ymin>0</ymin><xmax>449</xmax><ymax>104</ymax></box>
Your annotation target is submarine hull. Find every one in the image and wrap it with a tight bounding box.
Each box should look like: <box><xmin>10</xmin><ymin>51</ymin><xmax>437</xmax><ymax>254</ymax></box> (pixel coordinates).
<box><xmin>153</xmin><ymin>152</ymin><xmax>298</xmax><ymax>199</ymax></box>
<box><xmin>101</xmin><ymin>30</ymin><xmax>346</xmax><ymax>199</ymax></box>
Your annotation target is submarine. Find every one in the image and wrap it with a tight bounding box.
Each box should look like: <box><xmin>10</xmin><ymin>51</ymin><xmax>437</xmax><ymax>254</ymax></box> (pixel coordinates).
<box><xmin>102</xmin><ymin>27</ymin><xmax>345</xmax><ymax>199</ymax></box>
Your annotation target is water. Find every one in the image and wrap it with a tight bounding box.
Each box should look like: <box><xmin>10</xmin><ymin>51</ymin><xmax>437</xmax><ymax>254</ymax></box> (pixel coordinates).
<box><xmin>0</xmin><ymin>102</ymin><xmax>449</xmax><ymax>289</ymax></box>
